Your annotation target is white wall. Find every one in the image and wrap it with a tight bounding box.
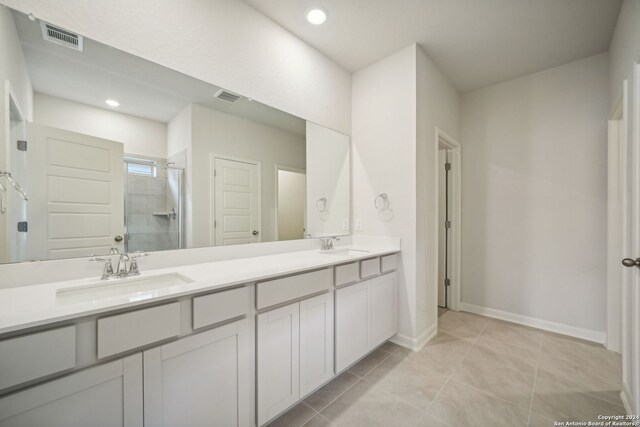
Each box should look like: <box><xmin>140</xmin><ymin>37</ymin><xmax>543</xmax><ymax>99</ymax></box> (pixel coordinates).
<box><xmin>352</xmin><ymin>45</ymin><xmax>417</xmax><ymax>340</ymax></box>
<box><xmin>460</xmin><ymin>53</ymin><xmax>609</xmax><ymax>334</ymax></box>
<box><xmin>190</xmin><ymin>103</ymin><xmax>306</xmax><ymax>247</ymax></box>
<box><xmin>277</xmin><ymin>169</ymin><xmax>305</xmax><ymax>241</ymax></box>
<box><xmin>609</xmin><ymin>0</ymin><xmax>640</xmax><ymax>109</ymax></box>
<box><xmin>415</xmin><ymin>46</ymin><xmax>460</xmax><ymax>337</ymax></box>
<box><xmin>352</xmin><ymin>44</ymin><xmax>459</xmax><ymax>346</ymax></box>
<box><xmin>306</xmin><ymin>121</ymin><xmax>350</xmax><ymax>237</ymax></box>
<box><xmin>0</xmin><ymin>5</ymin><xmax>33</xmax><ymax>263</ymax></box>
<box><xmin>0</xmin><ymin>0</ymin><xmax>351</xmax><ymax>135</ymax></box>
<box><xmin>33</xmin><ymin>93</ymin><xmax>167</xmax><ymax>158</ymax></box>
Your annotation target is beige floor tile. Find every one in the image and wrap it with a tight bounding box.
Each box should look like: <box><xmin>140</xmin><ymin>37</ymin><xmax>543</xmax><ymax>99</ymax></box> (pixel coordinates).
<box><xmin>320</xmin><ymin>380</ymin><xmax>423</xmax><ymax>427</ymax></box>
<box><xmin>416</xmin><ymin>413</ymin><xmax>451</xmax><ymax>427</ymax></box>
<box><xmin>479</xmin><ymin>320</ymin><xmax>544</xmax><ymax>352</ymax></box>
<box><xmin>363</xmin><ymin>353</ymin><xmax>449</xmax><ymax>410</ymax></box>
<box><xmin>428</xmin><ymin>379</ymin><xmax>529</xmax><ymax>427</ymax></box>
<box><xmin>401</xmin><ymin>332</ymin><xmax>474</xmax><ymax>375</ymax></box>
<box><xmin>303</xmin><ymin>413</ymin><xmax>335</xmax><ymax>427</ymax></box>
<box><xmin>467</xmin><ymin>338</ymin><xmax>539</xmax><ymax>375</ymax></box>
<box><xmin>527</xmin><ymin>412</ymin><xmax>556</xmax><ymax>427</ymax></box>
<box><xmin>438</xmin><ymin>311</ymin><xmax>489</xmax><ymax>340</ymax></box>
<box><xmin>378</xmin><ymin>340</ymin><xmax>404</xmax><ymax>355</ymax></box>
<box><xmin>537</xmin><ymin>352</ymin><xmax>622</xmax><ymax>405</ymax></box>
<box><xmin>531</xmin><ymin>377</ymin><xmax>625</xmax><ymax>422</ymax></box>
<box><xmin>269</xmin><ymin>402</ymin><xmax>317</xmax><ymax>427</ymax></box>
<box><xmin>541</xmin><ymin>333</ymin><xmax>622</xmax><ymax>374</ymax></box>
<box><xmin>452</xmin><ymin>350</ymin><xmax>535</xmax><ymax>409</ymax></box>
<box><xmin>347</xmin><ymin>348</ymin><xmax>391</xmax><ymax>377</ymax></box>
<box><xmin>304</xmin><ymin>372</ymin><xmax>360</xmax><ymax>412</ymax></box>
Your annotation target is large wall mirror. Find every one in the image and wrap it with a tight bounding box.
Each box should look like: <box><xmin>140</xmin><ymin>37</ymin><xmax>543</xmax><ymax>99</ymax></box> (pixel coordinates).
<box><xmin>0</xmin><ymin>6</ymin><xmax>350</xmax><ymax>263</ymax></box>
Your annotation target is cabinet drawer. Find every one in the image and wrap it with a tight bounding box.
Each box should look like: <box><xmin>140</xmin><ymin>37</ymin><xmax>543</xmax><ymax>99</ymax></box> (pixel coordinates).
<box><xmin>193</xmin><ymin>286</ymin><xmax>249</xmax><ymax>330</ymax></box>
<box><xmin>360</xmin><ymin>258</ymin><xmax>381</xmax><ymax>279</ymax></box>
<box><xmin>257</xmin><ymin>269</ymin><xmax>332</xmax><ymax>310</ymax></box>
<box><xmin>98</xmin><ymin>302</ymin><xmax>181</xmax><ymax>359</ymax></box>
<box><xmin>381</xmin><ymin>254</ymin><xmax>398</xmax><ymax>272</ymax></box>
<box><xmin>334</xmin><ymin>262</ymin><xmax>359</xmax><ymax>287</ymax></box>
<box><xmin>0</xmin><ymin>325</ymin><xmax>76</xmax><ymax>390</ymax></box>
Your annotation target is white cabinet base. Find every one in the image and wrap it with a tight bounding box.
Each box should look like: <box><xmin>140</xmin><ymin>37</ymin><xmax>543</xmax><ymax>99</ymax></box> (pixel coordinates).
<box><xmin>143</xmin><ymin>319</ymin><xmax>251</xmax><ymax>427</ymax></box>
<box><xmin>0</xmin><ymin>354</ymin><xmax>143</xmax><ymax>427</ymax></box>
<box><xmin>300</xmin><ymin>293</ymin><xmax>334</xmax><ymax>398</ymax></box>
<box><xmin>257</xmin><ymin>303</ymin><xmax>300</xmax><ymax>426</ymax></box>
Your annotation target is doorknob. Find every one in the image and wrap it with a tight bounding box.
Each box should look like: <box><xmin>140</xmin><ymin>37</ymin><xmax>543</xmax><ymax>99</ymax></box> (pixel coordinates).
<box><xmin>252</xmin><ymin>230</ymin><xmax>259</xmax><ymax>236</ymax></box>
<box><xmin>114</xmin><ymin>235</ymin><xmax>123</xmax><ymax>242</ymax></box>
<box><xmin>622</xmin><ymin>257</ymin><xmax>640</xmax><ymax>267</ymax></box>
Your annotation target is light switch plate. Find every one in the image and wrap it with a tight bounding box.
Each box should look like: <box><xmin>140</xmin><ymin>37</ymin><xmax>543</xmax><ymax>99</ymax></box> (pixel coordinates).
<box><xmin>342</xmin><ymin>219</ymin><xmax>349</xmax><ymax>231</ymax></box>
<box><xmin>355</xmin><ymin>219</ymin><xmax>363</xmax><ymax>231</ymax></box>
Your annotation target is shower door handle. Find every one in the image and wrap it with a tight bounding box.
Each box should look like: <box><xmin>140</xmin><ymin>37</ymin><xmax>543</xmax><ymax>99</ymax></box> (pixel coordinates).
<box><xmin>114</xmin><ymin>235</ymin><xmax>123</xmax><ymax>242</ymax></box>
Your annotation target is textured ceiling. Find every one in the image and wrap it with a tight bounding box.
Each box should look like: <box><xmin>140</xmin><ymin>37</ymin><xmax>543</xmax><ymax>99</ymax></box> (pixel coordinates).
<box><xmin>245</xmin><ymin>0</ymin><xmax>622</xmax><ymax>91</ymax></box>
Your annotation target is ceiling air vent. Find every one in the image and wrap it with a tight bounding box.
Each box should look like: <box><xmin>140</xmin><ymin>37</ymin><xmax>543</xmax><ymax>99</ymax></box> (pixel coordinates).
<box><xmin>40</xmin><ymin>22</ymin><xmax>83</xmax><ymax>52</ymax></box>
<box><xmin>214</xmin><ymin>89</ymin><xmax>242</xmax><ymax>103</ymax></box>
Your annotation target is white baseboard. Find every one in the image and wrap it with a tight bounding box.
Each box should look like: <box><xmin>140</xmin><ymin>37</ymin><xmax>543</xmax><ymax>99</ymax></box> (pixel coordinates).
<box><xmin>459</xmin><ymin>302</ymin><xmax>606</xmax><ymax>344</ymax></box>
<box><xmin>621</xmin><ymin>384</ymin><xmax>634</xmax><ymax>415</ymax></box>
<box><xmin>390</xmin><ymin>323</ymin><xmax>437</xmax><ymax>352</ymax></box>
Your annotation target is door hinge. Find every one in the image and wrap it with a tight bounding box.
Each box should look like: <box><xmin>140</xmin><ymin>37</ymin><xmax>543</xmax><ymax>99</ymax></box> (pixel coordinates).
<box><xmin>444</xmin><ymin>278</ymin><xmax>451</xmax><ymax>287</ymax></box>
<box><xmin>445</xmin><ymin>220</ymin><xmax>451</xmax><ymax>229</ymax></box>
<box><xmin>214</xmin><ymin>220</ymin><xmax>217</xmax><ymax>228</ymax></box>
<box><xmin>445</xmin><ymin>162</ymin><xmax>451</xmax><ymax>171</ymax></box>
<box><xmin>213</xmin><ymin>169</ymin><xmax>217</xmax><ymax>177</ymax></box>
<box><xmin>17</xmin><ymin>140</ymin><xmax>27</xmax><ymax>151</ymax></box>
<box><xmin>17</xmin><ymin>221</ymin><xmax>28</xmax><ymax>232</ymax></box>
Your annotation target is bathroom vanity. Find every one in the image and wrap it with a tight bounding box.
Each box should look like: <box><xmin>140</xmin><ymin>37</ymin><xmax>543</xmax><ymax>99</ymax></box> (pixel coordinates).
<box><xmin>0</xmin><ymin>244</ymin><xmax>399</xmax><ymax>426</ymax></box>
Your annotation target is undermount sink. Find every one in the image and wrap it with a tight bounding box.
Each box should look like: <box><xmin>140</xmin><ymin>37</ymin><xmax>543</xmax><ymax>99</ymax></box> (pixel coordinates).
<box><xmin>320</xmin><ymin>248</ymin><xmax>370</xmax><ymax>257</ymax></box>
<box><xmin>56</xmin><ymin>273</ymin><xmax>194</xmax><ymax>305</ymax></box>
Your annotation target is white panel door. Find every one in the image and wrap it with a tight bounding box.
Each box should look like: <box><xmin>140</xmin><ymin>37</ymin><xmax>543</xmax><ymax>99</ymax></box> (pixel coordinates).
<box><xmin>0</xmin><ymin>354</ymin><xmax>142</xmax><ymax>427</ymax></box>
<box><xmin>620</xmin><ymin>64</ymin><xmax>640</xmax><ymax>414</ymax></box>
<box><xmin>335</xmin><ymin>280</ymin><xmax>371</xmax><ymax>373</ymax></box>
<box><xmin>299</xmin><ymin>292</ymin><xmax>334</xmax><ymax>398</ymax></box>
<box><xmin>27</xmin><ymin>123</ymin><xmax>124</xmax><ymax>260</ymax></box>
<box><xmin>257</xmin><ymin>302</ymin><xmax>299</xmax><ymax>426</ymax></box>
<box><xmin>370</xmin><ymin>274</ymin><xmax>397</xmax><ymax>348</ymax></box>
<box><xmin>213</xmin><ymin>157</ymin><xmax>260</xmax><ymax>246</ymax></box>
<box><xmin>143</xmin><ymin>320</ymin><xmax>251</xmax><ymax>427</ymax></box>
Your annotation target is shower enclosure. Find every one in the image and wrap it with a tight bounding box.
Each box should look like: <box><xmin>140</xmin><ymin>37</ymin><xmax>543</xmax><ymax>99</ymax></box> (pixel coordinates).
<box><xmin>124</xmin><ymin>160</ymin><xmax>184</xmax><ymax>253</ymax></box>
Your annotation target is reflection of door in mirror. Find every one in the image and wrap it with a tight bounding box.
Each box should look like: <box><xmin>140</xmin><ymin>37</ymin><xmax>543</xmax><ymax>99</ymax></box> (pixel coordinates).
<box><xmin>27</xmin><ymin>123</ymin><xmax>125</xmax><ymax>260</ymax></box>
<box><xmin>6</xmin><ymin>94</ymin><xmax>28</xmax><ymax>263</ymax></box>
<box><xmin>276</xmin><ymin>167</ymin><xmax>306</xmax><ymax>241</ymax></box>
<box><xmin>213</xmin><ymin>157</ymin><xmax>260</xmax><ymax>246</ymax></box>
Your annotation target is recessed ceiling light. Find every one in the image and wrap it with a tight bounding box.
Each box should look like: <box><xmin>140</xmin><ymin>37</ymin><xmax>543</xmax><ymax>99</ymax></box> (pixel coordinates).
<box><xmin>306</xmin><ymin>8</ymin><xmax>327</xmax><ymax>25</ymax></box>
<box><xmin>105</xmin><ymin>99</ymin><xmax>120</xmax><ymax>107</ymax></box>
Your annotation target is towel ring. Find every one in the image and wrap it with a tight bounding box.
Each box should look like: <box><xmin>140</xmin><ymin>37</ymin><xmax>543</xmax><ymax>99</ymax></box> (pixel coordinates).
<box><xmin>374</xmin><ymin>193</ymin><xmax>390</xmax><ymax>211</ymax></box>
<box><xmin>316</xmin><ymin>197</ymin><xmax>327</xmax><ymax>212</ymax></box>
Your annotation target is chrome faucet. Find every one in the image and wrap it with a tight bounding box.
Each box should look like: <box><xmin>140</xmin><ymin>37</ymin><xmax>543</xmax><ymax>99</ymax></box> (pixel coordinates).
<box><xmin>90</xmin><ymin>251</ymin><xmax>149</xmax><ymax>280</ymax></box>
<box><xmin>320</xmin><ymin>236</ymin><xmax>340</xmax><ymax>251</ymax></box>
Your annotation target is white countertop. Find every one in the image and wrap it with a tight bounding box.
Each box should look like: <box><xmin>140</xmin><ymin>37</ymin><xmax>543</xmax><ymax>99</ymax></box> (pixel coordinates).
<box><xmin>0</xmin><ymin>246</ymin><xmax>399</xmax><ymax>335</ymax></box>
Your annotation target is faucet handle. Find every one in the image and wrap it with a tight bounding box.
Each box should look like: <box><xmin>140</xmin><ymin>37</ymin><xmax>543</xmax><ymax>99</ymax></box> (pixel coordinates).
<box><xmin>89</xmin><ymin>255</ymin><xmax>114</xmax><ymax>279</ymax></box>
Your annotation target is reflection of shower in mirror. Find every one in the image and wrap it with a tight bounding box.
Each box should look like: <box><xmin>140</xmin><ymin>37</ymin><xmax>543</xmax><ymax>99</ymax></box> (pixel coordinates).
<box><xmin>0</xmin><ymin>171</ymin><xmax>29</xmax><ymax>201</ymax></box>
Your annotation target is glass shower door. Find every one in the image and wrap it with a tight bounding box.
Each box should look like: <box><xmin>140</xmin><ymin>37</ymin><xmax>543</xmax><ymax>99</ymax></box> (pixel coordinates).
<box><xmin>124</xmin><ymin>161</ymin><xmax>184</xmax><ymax>253</ymax></box>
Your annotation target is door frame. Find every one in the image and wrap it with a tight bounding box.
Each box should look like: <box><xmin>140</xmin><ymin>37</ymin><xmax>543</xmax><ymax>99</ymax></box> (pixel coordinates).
<box><xmin>274</xmin><ymin>164</ymin><xmax>306</xmax><ymax>240</ymax></box>
<box><xmin>434</xmin><ymin>127</ymin><xmax>461</xmax><ymax>311</ymax></box>
<box><xmin>209</xmin><ymin>153</ymin><xmax>262</xmax><ymax>246</ymax></box>
<box><xmin>607</xmin><ymin>82</ymin><xmax>628</xmax><ymax>353</ymax></box>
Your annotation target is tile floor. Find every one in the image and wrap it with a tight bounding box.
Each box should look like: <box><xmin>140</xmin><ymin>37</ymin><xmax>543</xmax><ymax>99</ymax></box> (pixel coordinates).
<box><xmin>268</xmin><ymin>311</ymin><xmax>624</xmax><ymax>427</ymax></box>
